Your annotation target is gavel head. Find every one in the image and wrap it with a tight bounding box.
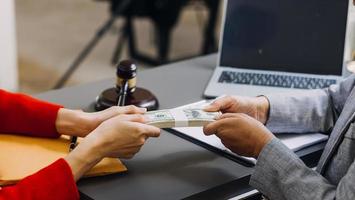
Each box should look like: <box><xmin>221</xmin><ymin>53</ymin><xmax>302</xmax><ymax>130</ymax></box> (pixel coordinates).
<box><xmin>116</xmin><ymin>60</ymin><xmax>137</xmax><ymax>94</ymax></box>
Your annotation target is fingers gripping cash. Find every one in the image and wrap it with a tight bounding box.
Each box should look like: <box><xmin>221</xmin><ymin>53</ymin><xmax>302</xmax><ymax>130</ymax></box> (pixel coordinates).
<box><xmin>94</xmin><ymin>59</ymin><xmax>270</xmax><ymax>166</ymax></box>
<box><xmin>145</xmin><ymin>108</ymin><xmax>221</xmax><ymax>128</ymax></box>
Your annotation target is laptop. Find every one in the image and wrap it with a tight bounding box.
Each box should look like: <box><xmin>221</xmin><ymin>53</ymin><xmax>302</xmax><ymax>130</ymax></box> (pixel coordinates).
<box><xmin>204</xmin><ymin>0</ymin><xmax>353</xmax><ymax>98</ymax></box>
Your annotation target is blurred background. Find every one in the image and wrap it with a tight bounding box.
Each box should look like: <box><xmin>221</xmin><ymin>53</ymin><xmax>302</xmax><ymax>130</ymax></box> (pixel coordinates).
<box><xmin>7</xmin><ymin>0</ymin><xmax>223</xmax><ymax>94</ymax></box>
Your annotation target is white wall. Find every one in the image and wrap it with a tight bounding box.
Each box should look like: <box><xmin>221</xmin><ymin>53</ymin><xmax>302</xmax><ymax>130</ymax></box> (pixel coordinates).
<box><xmin>344</xmin><ymin>0</ymin><xmax>355</xmax><ymax>75</ymax></box>
<box><xmin>0</xmin><ymin>0</ymin><xmax>18</xmax><ymax>91</ymax></box>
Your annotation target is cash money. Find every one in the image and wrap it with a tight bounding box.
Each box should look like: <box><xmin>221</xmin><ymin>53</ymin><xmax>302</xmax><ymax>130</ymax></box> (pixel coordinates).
<box><xmin>145</xmin><ymin>109</ymin><xmax>221</xmax><ymax>128</ymax></box>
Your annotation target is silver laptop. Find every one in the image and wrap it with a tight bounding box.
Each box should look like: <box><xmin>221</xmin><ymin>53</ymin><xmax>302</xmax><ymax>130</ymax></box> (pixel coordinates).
<box><xmin>204</xmin><ymin>0</ymin><xmax>353</xmax><ymax>98</ymax></box>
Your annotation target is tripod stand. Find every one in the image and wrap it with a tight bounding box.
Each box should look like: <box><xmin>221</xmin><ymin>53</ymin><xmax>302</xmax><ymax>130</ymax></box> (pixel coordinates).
<box><xmin>54</xmin><ymin>0</ymin><xmax>185</xmax><ymax>89</ymax></box>
<box><xmin>54</xmin><ymin>0</ymin><xmax>219</xmax><ymax>89</ymax></box>
<box><xmin>53</xmin><ymin>0</ymin><xmax>131</xmax><ymax>89</ymax></box>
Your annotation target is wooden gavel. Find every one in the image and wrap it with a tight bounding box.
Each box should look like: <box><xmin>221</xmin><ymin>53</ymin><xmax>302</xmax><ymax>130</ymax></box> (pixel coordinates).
<box><xmin>95</xmin><ymin>60</ymin><xmax>159</xmax><ymax>111</ymax></box>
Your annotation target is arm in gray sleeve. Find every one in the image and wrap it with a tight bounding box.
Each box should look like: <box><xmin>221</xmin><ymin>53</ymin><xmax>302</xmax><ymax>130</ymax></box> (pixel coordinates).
<box><xmin>250</xmin><ymin>138</ymin><xmax>355</xmax><ymax>200</ymax></box>
<box><xmin>265</xmin><ymin>75</ymin><xmax>355</xmax><ymax>134</ymax></box>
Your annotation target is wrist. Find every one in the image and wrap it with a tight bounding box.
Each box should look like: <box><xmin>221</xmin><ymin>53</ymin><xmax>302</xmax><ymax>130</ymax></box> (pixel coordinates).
<box><xmin>65</xmin><ymin>135</ymin><xmax>103</xmax><ymax>181</ymax></box>
<box><xmin>253</xmin><ymin>132</ymin><xmax>274</xmax><ymax>158</ymax></box>
<box><xmin>255</xmin><ymin>96</ymin><xmax>270</xmax><ymax>124</ymax></box>
<box><xmin>56</xmin><ymin>108</ymin><xmax>90</xmax><ymax>137</ymax></box>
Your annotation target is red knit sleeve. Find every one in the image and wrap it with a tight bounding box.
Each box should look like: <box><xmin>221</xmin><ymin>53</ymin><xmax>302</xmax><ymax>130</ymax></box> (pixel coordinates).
<box><xmin>0</xmin><ymin>159</ymin><xmax>79</xmax><ymax>200</ymax></box>
<box><xmin>0</xmin><ymin>89</ymin><xmax>63</xmax><ymax>138</ymax></box>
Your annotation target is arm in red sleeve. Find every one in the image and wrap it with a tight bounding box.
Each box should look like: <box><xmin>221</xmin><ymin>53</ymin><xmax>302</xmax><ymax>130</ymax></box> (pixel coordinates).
<box><xmin>0</xmin><ymin>159</ymin><xmax>79</xmax><ymax>200</ymax></box>
<box><xmin>0</xmin><ymin>89</ymin><xmax>63</xmax><ymax>138</ymax></box>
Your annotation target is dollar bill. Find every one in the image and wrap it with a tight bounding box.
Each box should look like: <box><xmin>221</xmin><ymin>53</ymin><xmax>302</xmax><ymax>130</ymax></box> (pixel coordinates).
<box><xmin>145</xmin><ymin>108</ymin><xmax>221</xmax><ymax>128</ymax></box>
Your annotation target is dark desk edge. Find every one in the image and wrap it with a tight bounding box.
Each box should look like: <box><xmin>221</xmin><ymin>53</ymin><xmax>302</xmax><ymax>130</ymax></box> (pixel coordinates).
<box><xmin>166</xmin><ymin>128</ymin><xmax>255</xmax><ymax>167</ymax></box>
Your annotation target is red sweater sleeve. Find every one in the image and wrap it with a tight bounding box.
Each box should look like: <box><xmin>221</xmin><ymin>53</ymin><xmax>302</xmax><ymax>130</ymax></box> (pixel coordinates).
<box><xmin>0</xmin><ymin>89</ymin><xmax>63</xmax><ymax>138</ymax></box>
<box><xmin>0</xmin><ymin>159</ymin><xmax>79</xmax><ymax>200</ymax></box>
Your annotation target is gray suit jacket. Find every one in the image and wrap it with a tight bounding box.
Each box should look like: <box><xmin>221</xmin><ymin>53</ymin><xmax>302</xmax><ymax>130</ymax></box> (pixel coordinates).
<box><xmin>250</xmin><ymin>74</ymin><xmax>355</xmax><ymax>199</ymax></box>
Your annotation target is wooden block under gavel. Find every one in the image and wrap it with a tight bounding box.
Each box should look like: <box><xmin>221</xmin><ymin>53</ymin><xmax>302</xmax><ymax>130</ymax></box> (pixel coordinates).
<box><xmin>95</xmin><ymin>60</ymin><xmax>159</xmax><ymax>111</ymax></box>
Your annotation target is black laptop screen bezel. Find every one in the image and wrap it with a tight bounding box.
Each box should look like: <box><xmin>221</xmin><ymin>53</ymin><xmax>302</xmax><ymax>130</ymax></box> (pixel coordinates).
<box><xmin>219</xmin><ymin>0</ymin><xmax>349</xmax><ymax>76</ymax></box>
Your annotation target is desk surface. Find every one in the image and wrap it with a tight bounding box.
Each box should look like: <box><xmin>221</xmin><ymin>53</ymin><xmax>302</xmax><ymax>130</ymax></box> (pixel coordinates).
<box><xmin>37</xmin><ymin>54</ymin><xmax>324</xmax><ymax>200</ymax></box>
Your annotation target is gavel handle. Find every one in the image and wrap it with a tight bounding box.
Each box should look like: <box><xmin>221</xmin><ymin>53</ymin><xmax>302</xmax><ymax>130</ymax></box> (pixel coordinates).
<box><xmin>117</xmin><ymin>80</ymin><xmax>129</xmax><ymax>106</ymax></box>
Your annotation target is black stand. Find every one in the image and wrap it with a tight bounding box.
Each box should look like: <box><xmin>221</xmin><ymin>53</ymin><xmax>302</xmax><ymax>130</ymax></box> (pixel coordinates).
<box><xmin>53</xmin><ymin>17</ymin><xmax>116</xmax><ymax>89</ymax></box>
<box><xmin>53</xmin><ymin>0</ymin><xmax>131</xmax><ymax>89</ymax></box>
<box><xmin>53</xmin><ymin>0</ymin><xmax>132</xmax><ymax>89</ymax></box>
<box><xmin>54</xmin><ymin>0</ymin><xmax>220</xmax><ymax>89</ymax></box>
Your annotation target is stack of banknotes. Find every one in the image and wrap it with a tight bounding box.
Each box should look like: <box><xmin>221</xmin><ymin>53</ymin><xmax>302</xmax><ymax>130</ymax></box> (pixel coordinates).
<box><xmin>145</xmin><ymin>108</ymin><xmax>220</xmax><ymax>128</ymax></box>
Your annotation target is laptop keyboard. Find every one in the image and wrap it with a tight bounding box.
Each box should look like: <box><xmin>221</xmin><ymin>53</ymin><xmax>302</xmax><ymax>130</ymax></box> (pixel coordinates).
<box><xmin>218</xmin><ymin>71</ymin><xmax>337</xmax><ymax>89</ymax></box>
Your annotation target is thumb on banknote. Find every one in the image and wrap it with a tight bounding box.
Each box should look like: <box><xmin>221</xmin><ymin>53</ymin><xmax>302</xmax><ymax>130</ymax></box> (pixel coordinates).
<box><xmin>216</xmin><ymin>113</ymin><xmax>240</xmax><ymax>120</ymax></box>
<box><xmin>203</xmin><ymin>102</ymin><xmax>219</xmax><ymax>112</ymax></box>
<box><xmin>203</xmin><ymin>96</ymin><xmax>236</xmax><ymax>113</ymax></box>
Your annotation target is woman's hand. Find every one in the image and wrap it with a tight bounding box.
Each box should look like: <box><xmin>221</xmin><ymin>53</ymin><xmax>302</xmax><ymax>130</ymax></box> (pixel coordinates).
<box><xmin>204</xmin><ymin>95</ymin><xmax>270</xmax><ymax>124</ymax></box>
<box><xmin>56</xmin><ymin>105</ymin><xmax>146</xmax><ymax>137</ymax></box>
<box><xmin>86</xmin><ymin>114</ymin><xmax>161</xmax><ymax>159</ymax></box>
<box><xmin>64</xmin><ymin>114</ymin><xmax>161</xmax><ymax>181</ymax></box>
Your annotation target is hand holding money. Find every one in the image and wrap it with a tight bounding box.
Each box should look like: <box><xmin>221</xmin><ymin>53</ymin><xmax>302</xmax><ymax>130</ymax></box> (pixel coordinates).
<box><xmin>145</xmin><ymin>108</ymin><xmax>221</xmax><ymax>128</ymax></box>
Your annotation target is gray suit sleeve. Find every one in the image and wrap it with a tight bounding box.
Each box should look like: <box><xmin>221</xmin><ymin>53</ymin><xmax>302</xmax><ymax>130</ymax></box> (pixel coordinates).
<box><xmin>250</xmin><ymin>138</ymin><xmax>355</xmax><ymax>200</ymax></box>
<box><xmin>265</xmin><ymin>74</ymin><xmax>355</xmax><ymax>134</ymax></box>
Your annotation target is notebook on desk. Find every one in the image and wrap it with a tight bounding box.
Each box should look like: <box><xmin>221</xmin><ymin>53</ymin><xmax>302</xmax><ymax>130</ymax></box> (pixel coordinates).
<box><xmin>172</xmin><ymin>127</ymin><xmax>328</xmax><ymax>165</ymax></box>
<box><xmin>0</xmin><ymin>134</ymin><xmax>127</xmax><ymax>186</ymax></box>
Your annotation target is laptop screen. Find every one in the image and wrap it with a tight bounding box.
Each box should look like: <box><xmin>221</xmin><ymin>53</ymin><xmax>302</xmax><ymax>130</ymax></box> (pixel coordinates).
<box><xmin>220</xmin><ymin>0</ymin><xmax>349</xmax><ymax>76</ymax></box>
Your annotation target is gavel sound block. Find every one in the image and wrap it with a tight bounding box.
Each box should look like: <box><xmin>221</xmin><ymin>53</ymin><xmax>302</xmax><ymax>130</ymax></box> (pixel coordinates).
<box><xmin>95</xmin><ymin>60</ymin><xmax>159</xmax><ymax>111</ymax></box>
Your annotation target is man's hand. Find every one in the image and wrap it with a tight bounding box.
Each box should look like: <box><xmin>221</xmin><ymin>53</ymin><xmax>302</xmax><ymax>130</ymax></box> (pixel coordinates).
<box><xmin>56</xmin><ymin>105</ymin><xmax>146</xmax><ymax>137</ymax></box>
<box><xmin>204</xmin><ymin>96</ymin><xmax>270</xmax><ymax>124</ymax></box>
<box><xmin>65</xmin><ymin>114</ymin><xmax>160</xmax><ymax>181</ymax></box>
<box><xmin>203</xmin><ymin>113</ymin><xmax>274</xmax><ymax>158</ymax></box>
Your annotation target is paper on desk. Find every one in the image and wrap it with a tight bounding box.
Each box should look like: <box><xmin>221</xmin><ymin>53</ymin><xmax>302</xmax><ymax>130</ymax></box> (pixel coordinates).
<box><xmin>172</xmin><ymin>99</ymin><xmax>328</xmax><ymax>165</ymax></box>
<box><xmin>173</xmin><ymin>127</ymin><xmax>328</xmax><ymax>165</ymax></box>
